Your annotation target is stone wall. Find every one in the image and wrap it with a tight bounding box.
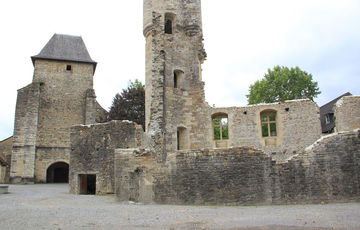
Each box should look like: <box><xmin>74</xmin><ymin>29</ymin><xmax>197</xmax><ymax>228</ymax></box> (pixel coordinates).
<box><xmin>273</xmin><ymin>129</ymin><xmax>360</xmax><ymax>204</ymax></box>
<box><xmin>70</xmin><ymin>120</ymin><xmax>143</xmax><ymax>194</ymax></box>
<box><xmin>209</xmin><ymin>99</ymin><xmax>321</xmax><ymax>162</ymax></box>
<box><xmin>10</xmin><ymin>58</ymin><xmax>105</xmax><ymax>183</ymax></box>
<box><xmin>10</xmin><ymin>83</ymin><xmax>40</xmax><ymax>183</ymax></box>
<box><xmin>335</xmin><ymin>96</ymin><xmax>360</xmax><ymax>132</ymax></box>
<box><xmin>0</xmin><ymin>137</ymin><xmax>13</xmax><ymax>183</ymax></box>
<box><xmin>115</xmin><ymin>129</ymin><xmax>360</xmax><ymax>205</ymax></box>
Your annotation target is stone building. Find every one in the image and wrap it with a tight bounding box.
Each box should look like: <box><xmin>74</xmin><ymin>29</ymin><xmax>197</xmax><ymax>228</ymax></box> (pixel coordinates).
<box><xmin>0</xmin><ymin>137</ymin><xmax>13</xmax><ymax>183</ymax></box>
<box><xmin>70</xmin><ymin>0</ymin><xmax>359</xmax><ymax>205</ymax></box>
<box><xmin>320</xmin><ymin>92</ymin><xmax>352</xmax><ymax>133</ymax></box>
<box><xmin>9</xmin><ymin>34</ymin><xmax>106</xmax><ymax>184</ymax></box>
<box><xmin>3</xmin><ymin>0</ymin><xmax>359</xmax><ymax>205</ymax></box>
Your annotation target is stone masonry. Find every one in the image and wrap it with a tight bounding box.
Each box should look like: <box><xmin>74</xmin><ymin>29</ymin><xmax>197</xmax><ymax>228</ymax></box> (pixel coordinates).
<box><xmin>115</xmin><ymin>129</ymin><xmax>360</xmax><ymax>205</ymax></box>
<box><xmin>0</xmin><ymin>137</ymin><xmax>13</xmax><ymax>183</ymax></box>
<box><xmin>335</xmin><ymin>96</ymin><xmax>360</xmax><ymax>132</ymax></box>
<box><xmin>112</xmin><ymin>0</ymin><xmax>360</xmax><ymax>205</ymax></box>
<box><xmin>69</xmin><ymin>120</ymin><xmax>143</xmax><ymax>194</ymax></box>
<box><xmin>10</xmin><ymin>34</ymin><xmax>106</xmax><ymax>183</ymax></box>
<box><xmin>210</xmin><ymin>99</ymin><xmax>321</xmax><ymax>162</ymax></box>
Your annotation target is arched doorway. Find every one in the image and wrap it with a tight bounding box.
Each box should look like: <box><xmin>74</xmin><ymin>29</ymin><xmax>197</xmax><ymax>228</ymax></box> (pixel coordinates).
<box><xmin>46</xmin><ymin>162</ymin><xmax>69</xmax><ymax>183</ymax></box>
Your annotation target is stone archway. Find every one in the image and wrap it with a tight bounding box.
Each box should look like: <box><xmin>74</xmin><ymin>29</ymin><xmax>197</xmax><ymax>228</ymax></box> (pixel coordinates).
<box><xmin>46</xmin><ymin>162</ymin><xmax>69</xmax><ymax>183</ymax></box>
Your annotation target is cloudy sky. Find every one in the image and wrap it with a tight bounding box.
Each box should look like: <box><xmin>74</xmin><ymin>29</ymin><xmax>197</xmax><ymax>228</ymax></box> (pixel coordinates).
<box><xmin>0</xmin><ymin>0</ymin><xmax>359</xmax><ymax>140</ymax></box>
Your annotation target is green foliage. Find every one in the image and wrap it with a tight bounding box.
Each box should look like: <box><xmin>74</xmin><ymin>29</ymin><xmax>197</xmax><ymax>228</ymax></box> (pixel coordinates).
<box><xmin>108</xmin><ymin>80</ymin><xmax>145</xmax><ymax>130</ymax></box>
<box><xmin>247</xmin><ymin>66</ymin><xmax>321</xmax><ymax>104</ymax></box>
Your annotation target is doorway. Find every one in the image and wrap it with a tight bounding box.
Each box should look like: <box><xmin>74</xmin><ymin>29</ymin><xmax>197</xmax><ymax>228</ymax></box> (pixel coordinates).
<box><xmin>79</xmin><ymin>174</ymin><xmax>96</xmax><ymax>195</ymax></box>
<box><xmin>46</xmin><ymin>162</ymin><xmax>69</xmax><ymax>183</ymax></box>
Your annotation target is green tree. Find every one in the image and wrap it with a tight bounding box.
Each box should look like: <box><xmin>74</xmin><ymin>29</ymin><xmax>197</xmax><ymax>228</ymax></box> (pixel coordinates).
<box><xmin>108</xmin><ymin>80</ymin><xmax>145</xmax><ymax>130</ymax></box>
<box><xmin>247</xmin><ymin>66</ymin><xmax>321</xmax><ymax>104</ymax></box>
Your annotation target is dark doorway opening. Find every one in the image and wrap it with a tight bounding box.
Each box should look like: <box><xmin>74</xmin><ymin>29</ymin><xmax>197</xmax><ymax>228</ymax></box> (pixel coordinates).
<box><xmin>79</xmin><ymin>174</ymin><xmax>96</xmax><ymax>195</ymax></box>
<box><xmin>46</xmin><ymin>162</ymin><xmax>69</xmax><ymax>183</ymax></box>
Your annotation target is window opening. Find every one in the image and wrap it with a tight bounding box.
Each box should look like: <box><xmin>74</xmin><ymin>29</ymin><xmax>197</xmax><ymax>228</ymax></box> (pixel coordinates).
<box><xmin>177</xmin><ymin>127</ymin><xmax>187</xmax><ymax>150</ymax></box>
<box><xmin>212</xmin><ymin>114</ymin><xmax>229</xmax><ymax>140</ymax></box>
<box><xmin>165</xmin><ymin>13</ymin><xmax>174</xmax><ymax>34</ymax></box>
<box><xmin>174</xmin><ymin>72</ymin><xmax>178</xmax><ymax>88</ymax></box>
<box><xmin>260</xmin><ymin>111</ymin><xmax>277</xmax><ymax>137</ymax></box>
<box><xmin>325</xmin><ymin>113</ymin><xmax>333</xmax><ymax>125</ymax></box>
<box><xmin>174</xmin><ymin>70</ymin><xmax>184</xmax><ymax>89</ymax></box>
<box><xmin>66</xmin><ymin>65</ymin><xmax>72</xmax><ymax>71</ymax></box>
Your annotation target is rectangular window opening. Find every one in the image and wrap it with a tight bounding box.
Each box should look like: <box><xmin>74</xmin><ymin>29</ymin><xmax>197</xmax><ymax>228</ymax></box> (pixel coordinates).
<box><xmin>66</xmin><ymin>65</ymin><xmax>72</xmax><ymax>71</ymax></box>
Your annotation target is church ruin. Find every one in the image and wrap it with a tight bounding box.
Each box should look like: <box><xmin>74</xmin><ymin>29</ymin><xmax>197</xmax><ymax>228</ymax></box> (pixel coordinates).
<box><xmin>1</xmin><ymin>0</ymin><xmax>359</xmax><ymax>205</ymax></box>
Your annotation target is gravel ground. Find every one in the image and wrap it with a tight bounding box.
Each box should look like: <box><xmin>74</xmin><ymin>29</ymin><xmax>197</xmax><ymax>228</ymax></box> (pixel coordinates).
<box><xmin>0</xmin><ymin>184</ymin><xmax>359</xmax><ymax>230</ymax></box>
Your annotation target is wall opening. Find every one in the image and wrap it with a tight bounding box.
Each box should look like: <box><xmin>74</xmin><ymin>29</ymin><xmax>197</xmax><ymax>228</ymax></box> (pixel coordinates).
<box><xmin>79</xmin><ymin>174</ymin><xmax>96</xmax><ymax>195</ymax></box>
<box><xmin>174</xmin><ymin>70</ymin><xmax>184</xmax><ymax>89</ymax></box>
<box><xmin>212</xmin><ymin>113</ymin><xmax>229</xmax><ymax>140</ymax></box>
<box><xmin>66</xmin><ymin>65</ymin><xmax>72</xmax><ymax>71</ymax></box>
<box><xmin>260</xmin><ymin>110</ymin><xmax>278</xmax><ymax>146</ymax></box>
<box><xmin>165</xmin><ymin>13</ymin><xmax>175</xmax><ymax>34</ymax></box>
<box><xmin>46</xmin><ymin>162</ymin><xmax>69</xmax><ymax>183</ymax></box>
<box><xmin>177</xmin><ymin>127</ymin><xmax>187</xmax><ymax>150</ymax></box>
<box><xmin>212</xmin><ymin>113</ymin><xmax>229</xmax><ymax>148</ymax></box>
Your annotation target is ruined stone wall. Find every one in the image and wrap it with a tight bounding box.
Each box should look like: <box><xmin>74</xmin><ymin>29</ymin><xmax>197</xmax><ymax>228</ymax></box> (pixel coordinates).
<box><xmin>115</xmin><ymin>129</ymin><xmax>359</xmax><ymax>205</ymax></box>
<box><xmin>0</xmin><ymin>137</ymin><xmax>13</xmax><ymax>183</ymax></box>
<box><xmin>273</xmin><ymin>129</ymin><xmax>360</xmax><ymax>204</ymax></box>
<box><xmin>70</xmin><ymin>121</ymin><xmax>143</xmax><ymax>194</ymax></box>
<box><xmin>210</xmin><ymin>99</ymin><xmax>321</xmax><ymax>162</ymax></box>
<box><xmin>10</xmin><ymin>83</ymin><xmax>40</xmax><ymax>183</ymax></box>
<box><xmin>335</xmin><ymin>96</ymin><xmax>360</xmax><ymax>132</ymax></box>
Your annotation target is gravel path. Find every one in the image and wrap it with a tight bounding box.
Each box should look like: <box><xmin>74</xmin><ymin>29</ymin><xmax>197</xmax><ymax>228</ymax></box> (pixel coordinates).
<box><xmin>0</xmin><ymin>184</ymin><xmax>359</xmax><ymax>230</ymax></box>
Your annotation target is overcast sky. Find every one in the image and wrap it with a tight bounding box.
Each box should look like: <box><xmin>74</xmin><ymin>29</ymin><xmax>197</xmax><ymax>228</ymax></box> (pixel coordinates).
<box><xmin>0</xmin><ymin>0</ymin><xmax>359</xmax><ymax>140</ymax></box>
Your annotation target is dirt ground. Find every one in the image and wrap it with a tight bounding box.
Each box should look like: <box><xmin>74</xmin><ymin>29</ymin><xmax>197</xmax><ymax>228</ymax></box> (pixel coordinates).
<box><xmin>0</xmin><ymin>184</ymin><xmax>359</xmax><ymax>230</ymax></box>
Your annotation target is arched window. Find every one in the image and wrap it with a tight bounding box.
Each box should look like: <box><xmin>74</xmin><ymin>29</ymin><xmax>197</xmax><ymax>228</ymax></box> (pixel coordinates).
<box><xmin>174</xmin><ymin>70</ymin><xmax>184</xmax><ymax>88</ymax></box>
<box><xmin>260</xmin><ymin>110</ymin><xmax>277</xmax><ymax>137</ymax></box>
<box><xmin>212</xmin><ymin>113</ymin><xmax>229</xmax><ymax>140</ymax></box>
<box><xmin>165</xmin><ymin>13</ymin><xmax>174</xmax><ymax>34</ymax></box>
<box><xmin>177</xmin><ymin>127</ymin><xmax>187</xmax><ymax>150</ymax></box>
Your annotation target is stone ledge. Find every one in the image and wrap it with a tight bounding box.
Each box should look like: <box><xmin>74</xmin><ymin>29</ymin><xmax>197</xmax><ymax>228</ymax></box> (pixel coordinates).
<box><xmin>0</xmin><ymin>184</ymin><xmax>9</xmax><ymax>194</ymax></box>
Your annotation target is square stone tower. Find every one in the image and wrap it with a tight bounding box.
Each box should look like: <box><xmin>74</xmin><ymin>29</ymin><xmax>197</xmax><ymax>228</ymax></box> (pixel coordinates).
<box><xmin>10</xmin><ymin>34</ymin><xmax>105</xmax><ymax>183</ymax></box>
<box><xmin>144</xmin><ymin>0</ymin><xmax>211</xmax><ymax>162</ymax></box>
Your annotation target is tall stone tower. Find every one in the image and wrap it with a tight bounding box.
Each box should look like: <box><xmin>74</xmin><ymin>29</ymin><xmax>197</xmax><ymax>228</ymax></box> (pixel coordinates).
<box><xmin>144</xmin><ymin>0</ymin><xmax>210</xmax><ymax>162</ymax></box>
<box><xmin>10</xmin><ymin>34</ymin><xmax>105</xmax><ymax>183</ymax></box>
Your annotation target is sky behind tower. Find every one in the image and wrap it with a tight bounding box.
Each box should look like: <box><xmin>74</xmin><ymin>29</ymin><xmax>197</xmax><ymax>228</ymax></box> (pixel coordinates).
<box><xmin>0</xmin><ymin>0</ymin><xmax>359</xmax><ymax>140</ymax></box>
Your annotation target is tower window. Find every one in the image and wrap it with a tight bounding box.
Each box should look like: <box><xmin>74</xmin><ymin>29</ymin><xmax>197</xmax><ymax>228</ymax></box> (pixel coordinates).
<box><xmin>177</xmin><ymin>127</ymin><xmax>187</xmax><ymax>150</ymax></box>
<box><xmin>66</xmin><ymin>65</ymin><xmax>72</xmax><ymax>71</ymax></box>
<box><xmin>174</xmin><ymin>70</ymin><xmax>184</xmax><ymax>89</ymax></box>
<box><xmin>165</xmin><ymin>13</ymin><xmax>175</xmax><ymax>34</ymax></box>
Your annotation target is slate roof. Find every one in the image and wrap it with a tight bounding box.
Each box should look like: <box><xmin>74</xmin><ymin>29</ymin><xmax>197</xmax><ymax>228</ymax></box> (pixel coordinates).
<box><xmin>31</xmin><ymin>34</ymin><xmax>97</xmax><ymax>69</ymax></box>
<box><xmin>320</xmin><ymin>92</ymin><xmax>352</xmax><ymax>133</ymax></box>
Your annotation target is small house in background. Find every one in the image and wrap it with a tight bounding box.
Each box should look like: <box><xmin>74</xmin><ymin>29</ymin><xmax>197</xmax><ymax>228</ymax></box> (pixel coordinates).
<box><xmin>320</xmin><ymin>92</ymin><xmax>352</xmax><ymax>133</ymax></box>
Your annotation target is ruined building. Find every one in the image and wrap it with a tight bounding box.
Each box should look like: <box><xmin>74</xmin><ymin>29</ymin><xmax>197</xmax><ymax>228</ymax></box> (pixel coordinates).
<box><xmin>9</xmin><ymin>34</ymin><xmax>106</xmax><ymax>183</ymax></box>
<box><xmin>1</xmin><ymin>0</ymin><xmax>359</xmax><ymax>205</ymax></box>
<box><xmin>68</xmin><ymin>0</ymin><xmax>360</xmax><ymax>205</ymax></box>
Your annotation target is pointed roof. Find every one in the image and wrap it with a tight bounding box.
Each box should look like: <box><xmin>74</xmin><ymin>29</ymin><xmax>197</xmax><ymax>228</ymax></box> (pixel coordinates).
<box><xmin>31</xmin><ymin>34</ymin><xmax>97</xmax><ymax>70</ymax></box>
<box><xmin>320</xmin><ymin>92</ymin><xmax>352</xmax><ymax>133</ymax></box>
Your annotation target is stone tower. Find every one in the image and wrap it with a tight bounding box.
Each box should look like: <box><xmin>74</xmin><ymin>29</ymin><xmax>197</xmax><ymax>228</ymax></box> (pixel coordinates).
<box><xmin>10</xmin><ymin>34</ymin><xmax>105</xmax><ymax>183</ymax></box>
<box><xmin>143</xmin><ymin>0</ymin><xmax>211</xmax><ymax>162</ymax></box>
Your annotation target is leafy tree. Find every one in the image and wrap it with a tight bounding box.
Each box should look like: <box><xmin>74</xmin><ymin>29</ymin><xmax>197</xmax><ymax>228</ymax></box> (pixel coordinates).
<box><xmin>247</xmin><ymin>66</ymin><xmax>321</xmax><ymax>104</ymax></box>
<box><xmin>108</xmin><ymin>80</ymin><xmax>145</xmax><ymax>130</ymax></box>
